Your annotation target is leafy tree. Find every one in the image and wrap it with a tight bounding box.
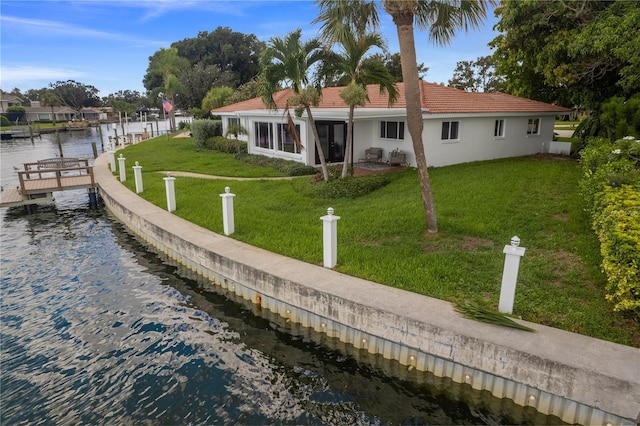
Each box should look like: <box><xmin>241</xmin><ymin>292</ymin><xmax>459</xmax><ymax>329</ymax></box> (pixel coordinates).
<box><xmin>227</xmin><ymin>79</ymin><xmax>261</xmax><ymax>105</ymax></box>
<box><xmin>490</xmin><ymin>0</ymin><xmax>640</xmax><ymax>109</ymax></box>
<box><xmin>202</xmin><ymin>86</ymin><xmax>234</xmax><ymax>113</ymax></box>
<box><xmin>315</xmin><ymin>0</ymin><xmax>398</xmax><ymax>178</ymax></box>
<box><xmin>363</xmin><ymin>52</ymin><xmax>429</xmax><ymax>83</ymax></box>
<box><xmin>448</xmin><ymin>55</ymin><xmax>505</xmax><ymax>92</ymax></box>
<box><xmin>49</xmin><ymin>80</ymin><xmax>101</xmax><ymax>109</ymax></box>
<box><xmin>178</xmin><ymin>63</ymin><xmax>236</xmax><ymax>110</ymax></box>
<box><xmin>599</xmin><ymin>94</ymin><xmax>640</xmax><ymax>140</ymax></box>
<box><xmin>172</xmin><ymin>27</ymin><xmax>265</xmax><ymax>86</ymax></box>
<box><xmin>259</xmin><ymin>29</ymin><xmax>329</xmax><ymax>181</ymax></box>
<box><xmin>102</xmin><ymin>90</ymin><xmax>146</xmax><ymax>119</ymax></box>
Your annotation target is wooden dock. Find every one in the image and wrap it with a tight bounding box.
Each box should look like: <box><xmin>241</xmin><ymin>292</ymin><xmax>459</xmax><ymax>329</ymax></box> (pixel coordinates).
<box><xmin>0</xmin><ymin>158</ymin><xmax>97</xmax><ymax>208</ymax></box>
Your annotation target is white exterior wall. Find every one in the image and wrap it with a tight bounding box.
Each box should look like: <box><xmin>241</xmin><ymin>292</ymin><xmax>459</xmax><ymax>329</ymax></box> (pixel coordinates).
<box><xmin>223</xmin><ymin>112</ymin><xmax>558</xmax><ymax>168</ymax></box>
<box><xmin>351</xmin><ymin>119</ymin><xmax>415</xmax><ymax>165</ymax></box>
<box><xmin>420</xmin><ymin>114</ymin><xmax>556</xmax><ymax>168</ymax></box>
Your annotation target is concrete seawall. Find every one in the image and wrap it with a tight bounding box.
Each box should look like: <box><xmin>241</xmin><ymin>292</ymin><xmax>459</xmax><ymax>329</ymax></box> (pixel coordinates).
<box><xmin>93</xmin><ymin>153</ymin><xmax>639</xmax><ymax>425</ymax></box>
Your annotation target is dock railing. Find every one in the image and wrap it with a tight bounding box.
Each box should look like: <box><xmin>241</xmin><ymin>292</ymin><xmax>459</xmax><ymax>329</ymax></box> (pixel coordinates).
<box><xmin>18</xmin><ymin>158</ymin><xmax>95</xmax><ymax>195</ymax></box>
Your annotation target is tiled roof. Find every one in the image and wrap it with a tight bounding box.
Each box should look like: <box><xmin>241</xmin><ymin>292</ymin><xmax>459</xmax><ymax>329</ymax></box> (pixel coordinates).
<box><xmin>212</xmin><ymin>81</ymin><xmax>570</xmax><ymax>114</ymax></box>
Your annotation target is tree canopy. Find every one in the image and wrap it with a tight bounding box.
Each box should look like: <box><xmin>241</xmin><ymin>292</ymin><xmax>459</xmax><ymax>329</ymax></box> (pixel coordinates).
<box><xmin>490</xmin><ymin>0</ymin><xmax>640</xmax><ymax>109</ymax></box>
<box><xmin>448</xmin><ymin>55</ymin><xmax>505</xmax><ymax>92</ymax></box>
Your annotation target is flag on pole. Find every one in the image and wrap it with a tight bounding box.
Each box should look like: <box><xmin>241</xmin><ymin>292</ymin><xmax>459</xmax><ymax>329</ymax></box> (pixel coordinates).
<box><xmin>162</xmin><ymin>98</ymin><xmax>173</xmax><ymax>113</ymax></box>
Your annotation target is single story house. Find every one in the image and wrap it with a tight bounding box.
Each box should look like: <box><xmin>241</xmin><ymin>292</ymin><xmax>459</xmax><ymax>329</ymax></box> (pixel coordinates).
<box><xmin>23</xmin><ymin>101</ymin><xmax>77</xmax><ymax>123</ymax></box>
<box><xmin>211</xmin><ymin>80</ymin><xmax>571</xmax><ymax>168</ymax></box>
<box><xmin>80</xmin><ymin>107</ymin><xmax>108</xmax><ymax>121</ymax></box>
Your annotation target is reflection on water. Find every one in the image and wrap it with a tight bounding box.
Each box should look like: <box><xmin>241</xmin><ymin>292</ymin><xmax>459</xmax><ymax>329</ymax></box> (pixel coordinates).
<box><xmin>0</xmin><ymin>128</ymin><xmax>565</xmax><ymax>425</ymax></box>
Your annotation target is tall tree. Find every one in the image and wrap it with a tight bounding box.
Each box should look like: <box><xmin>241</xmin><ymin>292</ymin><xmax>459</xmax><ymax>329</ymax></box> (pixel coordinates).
<box><xmin>178</xmin><ymin>63</ymin><xmax>236</xmax><ymax>110</ymax></box>
<box><xmin>49</xmin><ymin>80</ymin><xmax>101</xmax><ymax>110</ymax></box>
<box><xmin>318</xmin><ymin>0</ymin><xmax>490</xmax><ymax>233</ymax></box>
<box><xmin>490</xmin><ymin>0</ymin><xmax>640</xmax><ymax>109</ymax></box>
<box><xmin>146</xmin><ymin>47</ymin><xmax>189</xmax><ymax>132</ymax></box>
<box><xmin>362</xmin><ymin>52</ymin><xmax>429</xmax><ymax>83</ymax></box>
<box><xmin>172</xmin><ymin>27</ymin><xmax>265</xmax><ymax>86</ymax></box>
<box><xmin>384</xmin><ymin>0</ymin><xmax>491</xmax><ymax>233</ymax></box>
<box><xmin>315</xmin><ymin>0</ymin><xmax>398</xmax><ymax>178</ymax></box>
<box><xmin>448</xmin><ymin>55</ymin><xmax>505</xmax><ymax>92</ymax></box>
<box><xmin>259</xmin><ymin>29</ymin><xmax>330</xmax><ymax>181</ymax></box>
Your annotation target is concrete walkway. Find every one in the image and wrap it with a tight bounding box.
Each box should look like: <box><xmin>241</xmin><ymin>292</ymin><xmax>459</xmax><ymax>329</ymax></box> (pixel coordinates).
<box><xmin>94</xmin><ymin>152</ymin><xmax>639</xmax><ymax>425</ymax></box>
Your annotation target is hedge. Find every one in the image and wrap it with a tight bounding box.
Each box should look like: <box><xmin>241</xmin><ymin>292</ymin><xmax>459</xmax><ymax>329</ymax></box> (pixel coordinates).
<box><xmin>580</xmin><ymin>136</ymin><xmax>640</xmax><ymax>313</ymax></box>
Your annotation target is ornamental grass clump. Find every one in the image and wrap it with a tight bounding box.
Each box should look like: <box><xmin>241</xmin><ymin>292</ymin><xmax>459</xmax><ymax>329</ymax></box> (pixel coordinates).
<box><xmin>580</xmin><ymin>136</ymin><xmax>640</xmax><ymax>313</ymax></box>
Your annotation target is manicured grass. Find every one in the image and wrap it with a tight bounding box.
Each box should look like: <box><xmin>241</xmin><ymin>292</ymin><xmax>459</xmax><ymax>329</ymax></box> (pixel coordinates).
<box><xmin>554</xmin><ymin>120</ymin><xmax>581</xmax><ymax>130</ymax></box>
<box><xmin>117</xmin><ymin>135</ymin><xmax>639</xmax><ymax>346</ymax></box>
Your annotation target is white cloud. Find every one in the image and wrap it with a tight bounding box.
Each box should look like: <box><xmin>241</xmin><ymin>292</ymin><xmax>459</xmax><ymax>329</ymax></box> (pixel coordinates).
<box><xmin>0</xmin><ymin>15</ymin><xmax>165</xmax><ymax>46</ymax></box>
<box><xmin>0</xmin><ymin>65</ymin><xmax>86</xmax><ymax>85</ymax></box>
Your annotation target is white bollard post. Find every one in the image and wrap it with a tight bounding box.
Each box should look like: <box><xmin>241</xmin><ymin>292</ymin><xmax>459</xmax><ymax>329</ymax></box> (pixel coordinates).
<box><xmin>220</xmin><ymin>186</ymin><xmax>236</xmax><ymax>235</ymax></box>
<box><xmin>164</xmin><ymin>172</ymin><xmax>176</xmax><ymax>212</ymax></box>
<box><xmin>118</xmin><ymin>154</ymin><xmax>126</xmax><ymax>182</ymax></box>
<box><xmin>499</xmin><ymin>236</ymin><xmax>526</xmax><ymax>314</ymax></box>
<box><xmin>320</xmin><ymin>207</ymin><xmax>341</xmax><ymax>268</ymax></box>
<box><xmin>133</xmin><ymin>161</ymin><xmax>143</xmax><ymax>193</ymax></box>
<box><xmin>108</xmin><ymin>150</ymin><xmax>116</xmax><ymax>172</ymax></box>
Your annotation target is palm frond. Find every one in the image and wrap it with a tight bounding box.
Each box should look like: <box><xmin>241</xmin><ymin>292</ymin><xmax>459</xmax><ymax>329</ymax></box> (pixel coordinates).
<box><xmin>454</xmin><ymin>300</ymin><xmax>536</xmax><ymax>332</ymax></box>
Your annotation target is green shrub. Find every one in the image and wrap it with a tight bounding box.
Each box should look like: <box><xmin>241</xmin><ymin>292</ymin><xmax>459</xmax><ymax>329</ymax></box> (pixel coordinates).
<box><xmin>7</xmin><ymin>106</ymin><xmax>25</xmax><ymax>113</ymax></box>
<box><xmin>191</xmin><ymin>119</ymin><xmax>222</xmax><ymax>148</ymax></box>
<box><xmin>205</xmin><ymin>136</ymin><xmax>247</xmax><ymax>154</ymax></box>
<box><xmin>580</xmin><ymin>136</ymin><xmax>640</xmax><ymax>313</ymax></box>
<box><xmin>1</xmin><ymin>115</ymin><xmax>10</xmax><ymax>127</ymax></box>
<box><xmin>312</xmin><ymin>174</ymin><xmax>393</xmax><ymax>199</ymax></box>
<box><xmin>592</xmin><ymin>186</ymin><xmax>640</xmax><ymax>312</ymax></box>
<box><xmin>233</xmin><ymin>152</ymin><xmax>317</xmax><ymax>176</ymax></box>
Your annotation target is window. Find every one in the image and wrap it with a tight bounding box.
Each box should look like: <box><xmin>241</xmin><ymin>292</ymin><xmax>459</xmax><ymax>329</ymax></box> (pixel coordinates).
<box><xmin>494</xmin><ymin>119</ymin><xmax>505</xmax><ymax>137</ymax></box>
<box><xmin>380</xmin><ymin>121</ymin><xmax>404</xmax><ymax>140</ymax></box>
<box><xmin>441</xmin><ymin>121</ymin><xmax>459</xmax><ymax>140</ymax></box>
<box><xmin>277</xmin><ymin>123</ymin><xmax>300</xmax><ymax>154</ymax></box>
<box><xmin>254</xmin><ymin>122</ymin><xmax>273</xmax><ymax>149</ymax></box>
<box><xmin>228</xmin><ymin>117</ymin><xmax>240</xmax><ymax>127</ymax></box>
<box><xmin>527</xmin><ymin>118</ymin><xmax>540</xmax><ymax>135</ymax></box>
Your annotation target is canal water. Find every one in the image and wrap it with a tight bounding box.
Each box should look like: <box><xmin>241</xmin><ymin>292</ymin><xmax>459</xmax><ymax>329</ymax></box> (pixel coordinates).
<box><xmin>0</xmin><ymin>125</ymin><xmax>564</xmax><ymax>425</ymax></box>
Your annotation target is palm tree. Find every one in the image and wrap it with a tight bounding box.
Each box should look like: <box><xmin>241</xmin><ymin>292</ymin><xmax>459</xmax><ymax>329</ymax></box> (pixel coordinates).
<box><xmin>259</xmin><ymin>29</ymin><xmax>330</xmax><ymax>182</ymax></box>
<box><xmin>41</xmin><ymin>90</ymin><xmax>61</xmax><ymax>126</ymax></box>
<box><xmin>319</xmin><ymin>30</ymin><xmax>398</xmax><ymax>177</ymax></box>
<box><xmin>314</xmin><ymin>0</ymin><xmax>492</xmax><ymax>233</ymax></box>
<box><xmin>149</xmin><ymin>47</ymin><xmax>188</xmax><ymax>133</ymax></box>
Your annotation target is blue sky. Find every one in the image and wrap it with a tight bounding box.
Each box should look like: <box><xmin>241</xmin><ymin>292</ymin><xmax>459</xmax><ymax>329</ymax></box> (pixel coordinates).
<box><xmin>1</xmin><ymin>0</ymin><xmax>499</xmax><ymax>98</ymax></box>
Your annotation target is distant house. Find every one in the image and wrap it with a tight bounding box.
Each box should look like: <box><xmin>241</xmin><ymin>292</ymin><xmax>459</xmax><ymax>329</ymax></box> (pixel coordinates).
<box><xmin>212</xmin><ymin>81</ymin><xmax>571</xmax><ymax>168</ymax></box>
<box><xmin>24</xmin><ymin>101</ymin><xmax>77</xmax><ymax>123</ymax></box>
<box><xmin>0</xmin><ymin>93</ymin><xmax>23</xmax><ymax>112</ymax></box>
<box><xmin>80</xmin><ymin>107</ymin><xmax>108</xmax><ymax>121</ymax></box>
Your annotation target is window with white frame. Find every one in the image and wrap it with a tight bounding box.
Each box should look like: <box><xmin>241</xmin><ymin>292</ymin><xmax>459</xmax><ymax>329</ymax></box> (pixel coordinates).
<box><xmin>277</xmin><ymin>123</ymin><xmax>301</xmax><ymax>154</ymax></box>
<box><xmin>527</xmin><ymin>118</ymin><xmax>540</xmax><ymax>135</ymax></box>
<box><xmin>228</xmin><ymin>117</ymin><xmax>240</xmax><ymax>127</ymax></box>
<box><xmin>494</xmin><ymin>119</ymin><xmax>505</xmax><ymax>137</ymax></box>
<box><xmin>380</xmin><ymin>121</ymin><xmax>405</xmax><ymax>140</ymax></box>
<box><xmin>254</xmin><ymin>122</ymin><xmax>273</xmax><ymax>149</ymax></box>
<box><xmin>441</xmin><ymin>121</ymin><xmax>459</xmax><ymax>140</ymax></box>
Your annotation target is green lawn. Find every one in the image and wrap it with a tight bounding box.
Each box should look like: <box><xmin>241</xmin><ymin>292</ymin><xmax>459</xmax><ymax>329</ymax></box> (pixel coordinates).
<box><xmin>117</xmin><ymin>136</ymin><xmax>639</xmax><ymax>346</ymax></box>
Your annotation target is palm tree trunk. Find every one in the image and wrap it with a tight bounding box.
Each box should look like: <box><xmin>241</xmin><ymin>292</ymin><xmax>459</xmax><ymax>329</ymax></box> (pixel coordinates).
<box><xmin>391</xmin><ymin>9</ymin><xmax>438</xmax><ymax>233</ymax></box>
<box><xmin>306</xmin><ymin>105</ymin><xmax>330</xmax><ymax>181</ymax></box>
<box><xmin>341</xmin><ymin>105</ymin><xmax>355</xmax><ymax>178</ymax></box>
<box><xmin>169</xmin><ymin>93</ymin><xmax>176</xmax><ymax>133</ymax></box>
